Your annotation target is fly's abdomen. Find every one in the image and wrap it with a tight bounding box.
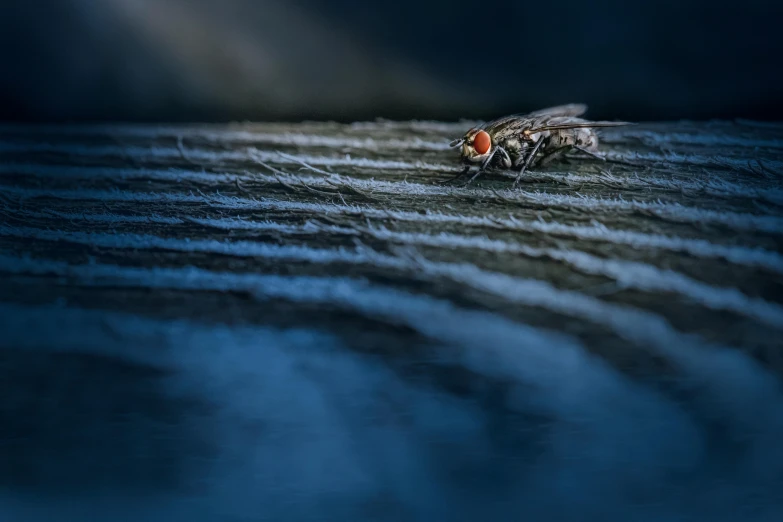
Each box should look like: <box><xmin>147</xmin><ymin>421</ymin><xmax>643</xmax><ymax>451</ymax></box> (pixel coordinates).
<box><xmin>551</xmin><ymin>128</ymin><xmax>599</xmax><ymax>151</ymax></box>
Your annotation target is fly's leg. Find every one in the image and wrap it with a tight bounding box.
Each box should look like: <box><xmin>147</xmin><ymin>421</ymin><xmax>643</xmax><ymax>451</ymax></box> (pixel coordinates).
<box><xmin>496</xmin><ymin>146</ymin><xmax>512</xmax><ymax>169</ymax></box>
<box><xmin>462</xmin><ymin>168</ymin><xmax>487</xmax><ymax>186</ymax></box>
<box><xmin>572</xmin><ymin>145</ymin><xmax>637</xmax><ymax>167</ymax></box>
<box><xmin>460</xmin><ymin>147</ymin><xmax>499</xmax><ymax>186</ymax></box>
<box><xmin>512</xmin><ymin>137</ymin><xmax>546</xmax><ymax>188</ymax></box>
<box><xmin>480</xmin><ymin>147</ymin><xmax>498</xmax><ymax>171</ymax></box>
<box><xmin>572</xmin><ymin>146</ymin><xmax>606</xmax><ymax>161</ymax></box>
<box><xmin>436</xmin><ymin>165</ymin><xmax>470</xmax><ymax>184</ymax></box>
<box><xmin>537</xmin><ymin>145</ymin><xmax>573</xmax><ymax>167</ymax></box>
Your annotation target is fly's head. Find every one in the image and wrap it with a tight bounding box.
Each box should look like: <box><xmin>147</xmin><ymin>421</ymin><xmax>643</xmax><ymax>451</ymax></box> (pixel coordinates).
<box><xmin>450</xmin><ymin>128</ymin><xmax>493</xmax><ymax>164</ymax></box>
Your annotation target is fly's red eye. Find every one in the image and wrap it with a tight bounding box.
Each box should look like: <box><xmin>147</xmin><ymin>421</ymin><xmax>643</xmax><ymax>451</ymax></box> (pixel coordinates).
<box><xmin>473</xmin><ymin>130</ymin><xmax>491</xmax><ymax>154</ymax></box>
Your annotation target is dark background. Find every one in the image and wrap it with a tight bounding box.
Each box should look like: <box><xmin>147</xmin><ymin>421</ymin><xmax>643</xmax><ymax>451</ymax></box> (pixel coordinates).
<box><xmin>1</xmin><ymin>0</ymin><xmax>781</xmax><ymax>123</ymax></box>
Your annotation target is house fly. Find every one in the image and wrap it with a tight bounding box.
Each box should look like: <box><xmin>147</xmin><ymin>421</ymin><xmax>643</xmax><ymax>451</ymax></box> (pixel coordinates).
<box><xmin>445</xmin><ymin>104</ymin><xmax>631</xmax><ymax>186</ymax></box>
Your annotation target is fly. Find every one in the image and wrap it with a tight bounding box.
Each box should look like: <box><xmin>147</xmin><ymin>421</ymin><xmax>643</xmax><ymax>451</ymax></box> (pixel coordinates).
<box><xmin>445</xmin><ymin>104</ymin><xmax>632</xmax><ymax>186</ymax></box>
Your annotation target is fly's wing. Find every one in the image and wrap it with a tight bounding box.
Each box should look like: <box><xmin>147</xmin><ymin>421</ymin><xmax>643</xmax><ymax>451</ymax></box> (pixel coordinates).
<box><xmin>527</xmin><ymin>120</ymin><xmax>633</xmax><ymax>133</ymax></box>
<box><xmin>484</xmin><ymin>105</ymin><xmax>588</xmax><ymax>127</ymax></box>
<box><xmin>479</xmin><ymin>115</ymin><xmax>534</xmax><ymax>141</ymax></box>
<box><xmin>525</xmin><ymin>104</ymin><xmax>588</xmax><ymax>118</ymax></box>
<box><xmin>478</xmin><ymin>104</ymin><xmax>589</xmax><ymax>140</ymax></box>
<box><xmin>474</xmin><ymin>105</ymin><xmax>628</xmax><ymax>144</ymax></box>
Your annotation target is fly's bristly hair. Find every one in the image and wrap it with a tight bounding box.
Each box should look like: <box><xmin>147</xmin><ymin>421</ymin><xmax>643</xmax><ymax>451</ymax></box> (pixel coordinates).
<box><xmin>448</xmin><ymin>104</ymin><xmax>633</xmax><ymax>187</ymax></box>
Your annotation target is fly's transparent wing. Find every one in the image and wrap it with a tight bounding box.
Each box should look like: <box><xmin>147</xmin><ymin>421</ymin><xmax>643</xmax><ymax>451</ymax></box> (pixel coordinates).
<box><xmin>527</xmin><ymin>120</ymin><xmax>633</xmax><ymax>133</ymax></box>
<box><xmin>475</xmin><ymin>105</ymin><xmax>630</xmax><ymax>143</ymax></box>
<box><xmin>525</xmin><ymin>104</ymin><xmax>588</xmax><ymax>118</ymax></box>
<box><xmin>479</xmin><ymin>116</ymin><xmax>534</xmax><ymax>140</ymax></box>
<box><xmin>479</xmin><ymin>104</ymin><xmax>589</xmax><ymax>139</ymax></box>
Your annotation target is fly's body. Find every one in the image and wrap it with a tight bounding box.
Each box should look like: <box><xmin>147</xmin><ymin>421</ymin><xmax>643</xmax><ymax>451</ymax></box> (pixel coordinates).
<box><xmin>447</xmin><ymin>104</ymin><xmax>631</xmax><ymax>186</ymax></box>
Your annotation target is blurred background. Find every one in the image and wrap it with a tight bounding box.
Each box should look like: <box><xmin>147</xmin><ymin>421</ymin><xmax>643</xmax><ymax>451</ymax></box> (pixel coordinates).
<box><xmin>1</xmin><ymin>0</ymin><xmax>781</xmax><ymax>123</ymax></box>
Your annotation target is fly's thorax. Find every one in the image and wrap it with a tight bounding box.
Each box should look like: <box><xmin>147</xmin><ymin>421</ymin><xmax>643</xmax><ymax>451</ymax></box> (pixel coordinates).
<box><xmin>499</xmin><ymin>136</ymin><xmax>523</xmax><ymax>152</ymax></box>
<box><xmin>496</xmin><ymin>136</ymin><xmax>529</xmax><ymax>164</ymax></box>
